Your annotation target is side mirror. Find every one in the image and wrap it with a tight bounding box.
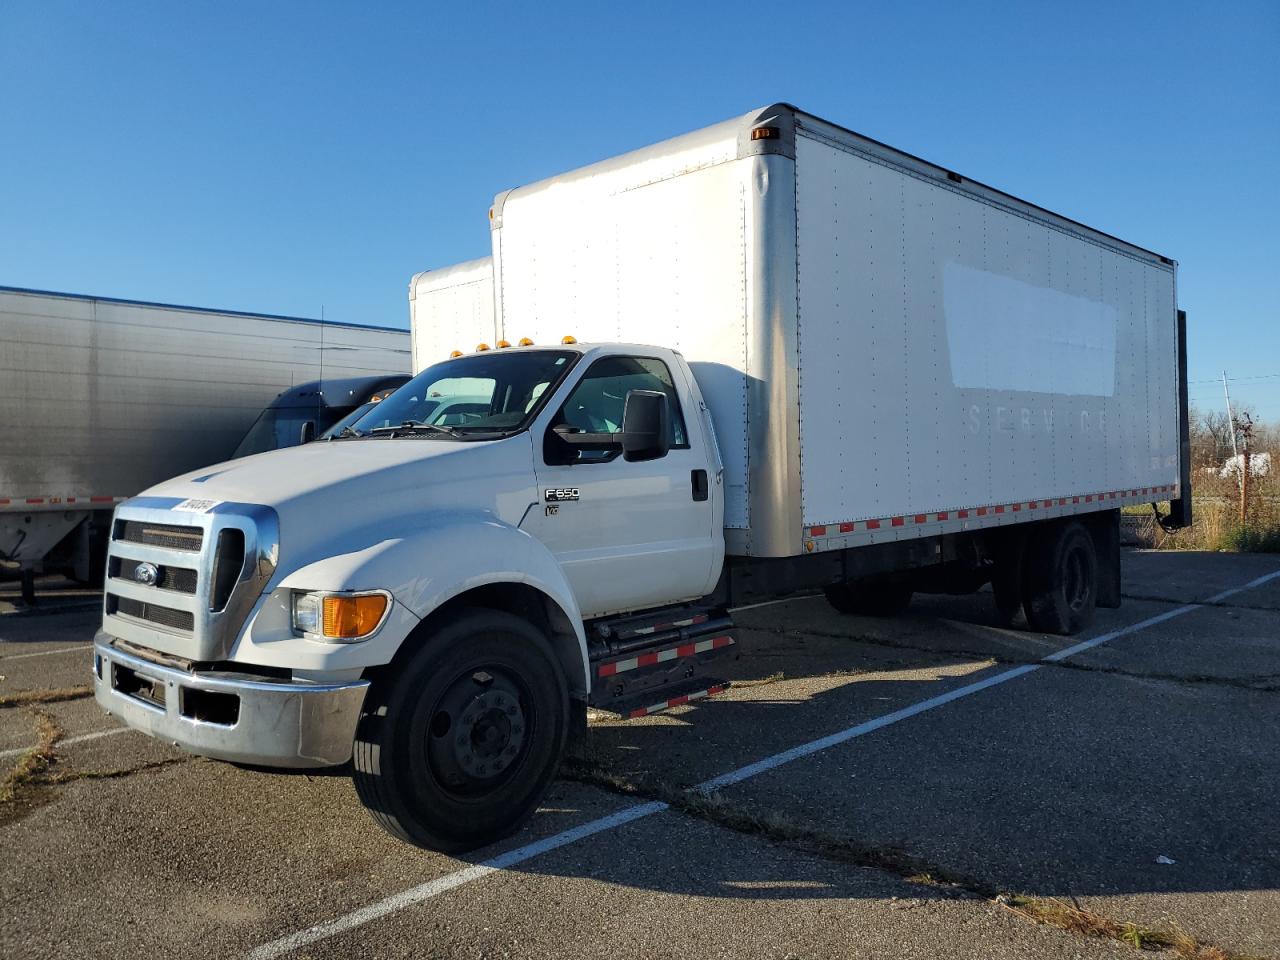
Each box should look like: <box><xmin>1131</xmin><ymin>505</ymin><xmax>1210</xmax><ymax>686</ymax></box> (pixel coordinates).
<box><xmin>299</xmin><ymin>421</ymin><xmax>315</xmax><ymax>444</ymax></box>
<box><xmin>620</xmin><ymin>390</ymin><xmax>670</xmax><ymax>462</ymax></box>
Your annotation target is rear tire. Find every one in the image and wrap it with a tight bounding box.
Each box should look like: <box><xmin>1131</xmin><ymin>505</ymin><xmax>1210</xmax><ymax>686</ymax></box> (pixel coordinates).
<box><xmin>1023</xmin><ymin>522</ymin><xmax>1097</xmax><ymax>635</ymax></box>
<box><xmin>352</xmin><ymin>608</ymin><xmax>569</xmax><ymax>852</ymax></box>
<box><xmin>823</xmin><ymin>580</ymin><xmax>914</xmax><ymax>617</ymax></box>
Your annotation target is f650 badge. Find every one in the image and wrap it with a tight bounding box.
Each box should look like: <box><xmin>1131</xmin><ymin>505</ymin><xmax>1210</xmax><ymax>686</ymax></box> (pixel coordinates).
<box><xmin>544</xmin><ymin>488</ymin><xmax>580</xmax><ymax>502</ymax></box>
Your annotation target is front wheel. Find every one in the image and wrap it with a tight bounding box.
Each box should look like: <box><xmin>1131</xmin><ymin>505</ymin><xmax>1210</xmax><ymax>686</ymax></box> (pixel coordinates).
<box><xmin>352</xmin><ymin>608</ymin><xmax>569</xmax><ymax>852</ymax></box>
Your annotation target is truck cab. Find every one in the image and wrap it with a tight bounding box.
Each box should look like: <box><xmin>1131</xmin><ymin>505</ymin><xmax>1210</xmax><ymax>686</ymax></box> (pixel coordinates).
<box><xmin>94</xmin><ymin>342</ymin><xmax>727</xmax><ymax>851</ymax></box>
<box><xmin>233</xmin><ymin>374</ymin><xmax>411</xmax><ymax>456</ymax></box>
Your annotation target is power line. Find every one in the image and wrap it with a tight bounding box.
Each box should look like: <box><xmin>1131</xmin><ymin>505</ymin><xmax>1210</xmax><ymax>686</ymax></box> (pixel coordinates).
<box><xmin>1188</xmin><ymin>372</ymin><xmax>1280</xmax><ymax>384</ymax></box>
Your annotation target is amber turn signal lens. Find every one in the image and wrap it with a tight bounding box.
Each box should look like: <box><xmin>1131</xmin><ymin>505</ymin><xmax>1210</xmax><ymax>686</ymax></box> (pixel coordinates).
<box><xmin>321</xmin><ymin>594</ymin><xmax>388</xmax><ymax>639</ymax></box>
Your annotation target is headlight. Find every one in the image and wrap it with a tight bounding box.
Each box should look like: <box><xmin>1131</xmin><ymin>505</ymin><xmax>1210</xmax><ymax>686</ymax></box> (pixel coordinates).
<box><xmin>291</xmin><ymin>590</ymin><xmax>390</xmax><ymax>642</ymax></box>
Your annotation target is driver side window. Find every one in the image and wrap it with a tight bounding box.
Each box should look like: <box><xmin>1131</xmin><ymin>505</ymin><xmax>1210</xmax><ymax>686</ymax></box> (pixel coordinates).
<box><xmin>549</xmin><ymin>356</ymin><xmax>687</xmax><ymax>463</ymax></box>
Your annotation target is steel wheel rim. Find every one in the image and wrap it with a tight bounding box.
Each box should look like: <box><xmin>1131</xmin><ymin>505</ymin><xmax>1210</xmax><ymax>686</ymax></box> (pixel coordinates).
<box><xmin>1063</xmin><ymin>545</ymin><xmax>1090</xmax><ymax>612</ymax></box>
<box><xmin>424</xmin><ymin>665</ymin><xmax>531</xmax><ymax>798</ymax></box>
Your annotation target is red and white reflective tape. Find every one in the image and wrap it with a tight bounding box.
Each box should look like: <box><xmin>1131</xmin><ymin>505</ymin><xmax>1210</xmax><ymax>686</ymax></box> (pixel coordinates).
<box><xmin>0</xmin><ymin>496</ymin><xmax>124</xmax><ymax>512</ymax></box>
<box><xmin>599</xmin><ymin>635</ymin><xmax>735</xmax><ymax>678</ymax></box>
<box><xmin>0</xmin><ymin>495</ymin><xmax>125</xmax><ymax>506</ymax></box>
<box><xmin>626</xmin><ymin>613</ymin><xmax>710</xmax><ymax>637</ymax></box>
<box><xmin>627</xmin><ymin>684</ymin><xmax>728</xmax><ymax>719</ymax></box>
<box><xmin>805</xmin><ymin>485</ymin><xmax>1180</xmax><ymax>539</ymax></box>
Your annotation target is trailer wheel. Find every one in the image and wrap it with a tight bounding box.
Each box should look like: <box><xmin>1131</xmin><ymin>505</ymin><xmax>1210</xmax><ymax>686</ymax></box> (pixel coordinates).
<box><xmin>823</xmin><ymin>580</ymin><xmax>913</xmax><ymax>617</ymax></box>
<box><xmin>1023</xmin><ymin>522</ymin><xmax>1097</xmax><ymax>635</ymax></box>
<box><xmin>352</xmin><ymin>608</ymin><xmax>569</xmax><ymax>852</ymax></box>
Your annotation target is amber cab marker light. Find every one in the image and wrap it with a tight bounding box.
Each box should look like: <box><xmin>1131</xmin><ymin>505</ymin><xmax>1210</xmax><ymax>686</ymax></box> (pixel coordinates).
<box><xmin>449</xmin><ymin>350</ymin><xmax>463</xmax><ymax>358</ymax></box>
<box><xmin>561</xmin><ymin>335</ymin><xmax>577</xmax><ymax>344</ymax></box>
<box><xmin>496</xmin><ymin>339</ymin><xmax>511</xmax><ymax>348</ymax></box>
<box><xmin>476</xmin><ymin>343</ymin><xmax>490</xmax><ymax>351</ymax></box>
<box><xmin>321</xmin><ymin>594</ymin><xmax>388</xmax><ymax>639</ymax></box>
<box><xmin>518</xmin><ymin>337</ymin><xmax>534</xmax><ymax>346</ymax></box>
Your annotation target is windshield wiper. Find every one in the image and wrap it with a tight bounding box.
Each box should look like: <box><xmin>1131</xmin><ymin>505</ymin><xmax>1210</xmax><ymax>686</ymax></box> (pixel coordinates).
<box><xmin>369</xmin><ymin>421</ymin><xmax>463</xmax><ymax>438</ymax></box>
<box><xmin>335</xmin><ymin>424</ymin><xmax>363</xmax><ymax>439</ymax></box>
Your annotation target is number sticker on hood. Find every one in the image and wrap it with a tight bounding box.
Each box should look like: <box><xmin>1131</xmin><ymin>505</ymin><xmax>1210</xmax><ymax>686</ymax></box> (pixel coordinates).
<box><xmin>172</xmin><ymin>498</ymin><xmax>222</xmax><ymax>513</ymax></box>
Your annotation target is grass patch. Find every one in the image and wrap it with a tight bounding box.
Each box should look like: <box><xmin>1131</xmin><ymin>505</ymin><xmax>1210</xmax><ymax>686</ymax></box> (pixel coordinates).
<box><xmin>0</xmin><ymin>707</ymin><xmax>62</xmax><ymax>803</ymax></box>
<box><xmin>0</xmin><ymin>685</ymin><xmax>93</xmax><ymax>710</ymax></box>
<box><xmin>1127</xmin><ymin>471</ymin><xmax>1280</xmax><ymax>553</ymax></box>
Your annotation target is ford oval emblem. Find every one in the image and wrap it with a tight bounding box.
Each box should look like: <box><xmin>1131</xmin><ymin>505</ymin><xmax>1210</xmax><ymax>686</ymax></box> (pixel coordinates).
<box><xmin>133</xmin><ymin>562</ymin><xmax>159</xmax><ymax>586</ymax></box>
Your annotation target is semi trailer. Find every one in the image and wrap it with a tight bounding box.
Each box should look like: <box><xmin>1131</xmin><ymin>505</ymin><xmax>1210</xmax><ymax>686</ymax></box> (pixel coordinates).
<box><xmin>0</xmin><ymin>287</ymin><xmax>410</xmax><ymax>599</ymax></box>
<box><xmin>92</xmin><ymin>104</ymin><xmax>1191</xmax><ymax>852</ymax></box>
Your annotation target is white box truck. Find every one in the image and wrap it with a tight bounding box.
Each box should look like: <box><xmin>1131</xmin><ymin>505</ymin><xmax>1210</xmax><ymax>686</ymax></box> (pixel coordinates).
<box><xmin>409</xmin><ymin>257</ymin><xmax>495</xmax><ymax>372</ymax></box>
<box><xmin>93</xmin><ymin>105</ymin><xmax>1191</xmax><ymax>852</ymax></box>
<box><xmin>1</xmin><ymin>287</ymin><xmax>410</xmax><ymax>599</ymax></box>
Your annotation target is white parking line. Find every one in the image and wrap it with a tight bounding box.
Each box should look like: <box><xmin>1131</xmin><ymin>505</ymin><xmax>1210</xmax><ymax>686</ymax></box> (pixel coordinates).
<box><xmin>0</xmin><ymin>644</ymin><xmax>92</xmax><ymax>662</ymax></box>
<box><xmin>0</xmin><ymin>727</ymin><xmax>131</xmax><ymax>760</ymax></box>
<box><xmin>246</xmin><ymin>566</ymin><xmax>1280</xmax><ymax>959</ymax></box>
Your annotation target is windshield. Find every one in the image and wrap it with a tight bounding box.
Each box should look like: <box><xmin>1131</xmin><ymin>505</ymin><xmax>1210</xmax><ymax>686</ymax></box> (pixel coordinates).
<box><xmin>349</xmin><ymin>350</ymin><xmax>576</xmax><ymax>437</ymax></box>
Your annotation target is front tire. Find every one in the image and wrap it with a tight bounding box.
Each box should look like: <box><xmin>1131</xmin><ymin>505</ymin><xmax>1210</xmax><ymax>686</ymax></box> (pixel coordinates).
<box><xmin>352</xmin><ymin>608</ymin><xmax>569</xmax><ymax>852</ymax></box>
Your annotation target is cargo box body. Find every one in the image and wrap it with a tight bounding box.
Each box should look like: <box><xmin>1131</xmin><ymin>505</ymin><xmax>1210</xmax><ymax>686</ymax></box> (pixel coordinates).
<box><xmin>488</xmin><ymin>104</ymin><xmax>1182</xmax><ymax>558</ymax></box>
<box><xmin>409</xmin><ymin>257</ymin><xmax>496</xmax><ymax>373</ymax></box>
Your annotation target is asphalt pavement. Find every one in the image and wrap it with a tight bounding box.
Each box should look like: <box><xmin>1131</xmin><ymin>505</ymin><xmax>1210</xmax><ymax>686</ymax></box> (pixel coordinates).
<box><xmin>1</xmin><ymin>551</ymin><xmax>1277</xmax><ymax>960</ymax></box>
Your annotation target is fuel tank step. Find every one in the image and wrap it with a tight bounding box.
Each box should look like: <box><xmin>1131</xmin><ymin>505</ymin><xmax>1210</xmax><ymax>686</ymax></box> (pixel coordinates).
<box><xmin>587</xmin><ymin>608</ymin><xmax>737</xmax><ymax>711</ymax></box>
<box><xmin>590</xmin><ymin>677</ymin><xmax>730</xmax><ymax>720</ymax></box>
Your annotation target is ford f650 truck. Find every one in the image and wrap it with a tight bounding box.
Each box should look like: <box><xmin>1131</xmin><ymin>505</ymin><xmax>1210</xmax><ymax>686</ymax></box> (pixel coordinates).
<box><xmin>93</xmin><ymin>104</ymin><xmax>1191</xmax><ymax>852</ymax></box>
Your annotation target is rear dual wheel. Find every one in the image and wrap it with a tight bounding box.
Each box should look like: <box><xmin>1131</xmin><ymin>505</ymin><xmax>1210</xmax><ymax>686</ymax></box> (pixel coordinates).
<box><xmin>1022</xmin><ymin>521</ymin><xmax>1098</xmax><ymax>635</ymax></box>
<box><xmin>352</xmin><ymin>609</ymin><xmax>569</xmax><ymax>852</ymax></box>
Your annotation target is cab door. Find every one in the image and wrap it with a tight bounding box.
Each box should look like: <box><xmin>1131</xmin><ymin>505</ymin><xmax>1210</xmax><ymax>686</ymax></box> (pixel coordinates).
<box><xmin>524</xmin><ymin>353</ymin><xmax>719</xmax><ymax>618</ymax></box>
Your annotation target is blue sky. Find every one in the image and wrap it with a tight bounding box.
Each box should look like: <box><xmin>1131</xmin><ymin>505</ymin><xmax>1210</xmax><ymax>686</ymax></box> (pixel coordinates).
<box><xmin>2</xmin><ymin>1</ymin><xmax>1277</xmax><ymax>418</ymax></box>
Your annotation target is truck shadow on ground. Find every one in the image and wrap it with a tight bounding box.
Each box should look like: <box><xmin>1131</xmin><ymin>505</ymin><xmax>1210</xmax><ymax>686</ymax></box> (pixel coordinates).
<box><xmin>496</xmin><ymin>583</ymin><xmax>1280</xmax><ymax>918</ymax></box>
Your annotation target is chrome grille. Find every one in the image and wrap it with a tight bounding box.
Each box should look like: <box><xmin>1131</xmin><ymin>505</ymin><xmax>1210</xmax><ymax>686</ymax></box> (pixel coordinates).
<box><xmin>102</xmin><ymin>498</ymin><xmax>279</xmax><ymax>660</ymax></box>
<box><xmin>116</xmin><ymin>520</ymin><xmax>204</xmax><ymax>552</ymax></box>
<box><xmin>108</xmin><ymin>556</ymin><xmax>198</xmax><ymax>594</ymax></box>
<box><xmin>112</xmin><ymin>595</ymin><xmax>195</xmax><ymax>632</ymax></box>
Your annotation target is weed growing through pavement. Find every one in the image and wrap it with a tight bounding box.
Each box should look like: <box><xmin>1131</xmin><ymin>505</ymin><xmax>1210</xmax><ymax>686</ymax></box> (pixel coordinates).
<box><xmin>0</xmin><ymin>685</ymin><xmax>93</xmax><ymax>709</ymax></box>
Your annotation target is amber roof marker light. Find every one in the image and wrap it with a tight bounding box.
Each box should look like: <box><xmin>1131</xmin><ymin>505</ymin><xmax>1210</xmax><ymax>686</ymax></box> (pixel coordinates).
<box><xmin>561</xmin><ymin>335</ymin><xmax>577</xmax><ymax>344</ymax></box>
<box><xmin>751</xmin><ymin>126</ymin><xmax>780</xmax><ymax>141</ymax></box>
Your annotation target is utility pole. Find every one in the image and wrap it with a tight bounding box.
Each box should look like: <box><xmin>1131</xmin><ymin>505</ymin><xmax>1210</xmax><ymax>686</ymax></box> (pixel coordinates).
<box><xmin>1223</xmin><ymin>370</ymin><xmax>1242</xmax><ymax>493</ymax></box>
<box><xmin>1222</xmin><ymin>371</ymin><xmax>1239</xmax><ymax>461</ymax></box>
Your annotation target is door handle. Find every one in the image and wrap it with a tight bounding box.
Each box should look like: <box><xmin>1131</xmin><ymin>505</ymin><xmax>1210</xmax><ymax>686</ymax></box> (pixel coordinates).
<box><xmin>691</xmin><ymin>469</ymin><xmax>709</xmax><ymax>502</ymax></box>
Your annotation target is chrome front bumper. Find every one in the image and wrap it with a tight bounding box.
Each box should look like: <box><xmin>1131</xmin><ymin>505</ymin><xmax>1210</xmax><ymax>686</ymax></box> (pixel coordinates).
<box><xmin>93</xmin><ymin>632</ymin><xmax>369</xmax><ymax>768</ymax></box>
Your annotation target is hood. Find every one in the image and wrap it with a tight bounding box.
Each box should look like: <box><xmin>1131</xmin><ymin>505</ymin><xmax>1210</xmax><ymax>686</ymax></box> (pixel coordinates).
<box><xmin>136</xmin><ymin>435</ymin><xmax>539</xmax><ymax>573</ymax></box>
